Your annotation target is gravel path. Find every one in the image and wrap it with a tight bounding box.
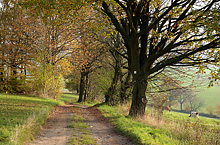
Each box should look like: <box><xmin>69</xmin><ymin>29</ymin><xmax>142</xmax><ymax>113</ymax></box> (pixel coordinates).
<box><xmin>29</xmin><ymin>104</ymin><xmax>134</xmax><ymax>145</ymax></box>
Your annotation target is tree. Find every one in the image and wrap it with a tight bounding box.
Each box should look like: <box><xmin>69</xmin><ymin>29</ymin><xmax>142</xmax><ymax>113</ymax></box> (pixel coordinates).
<box><xmin>103</xmin><ymin>32</ymin><xmax>132</xmax><ymax>105</ymax></box>
<box><xmin>177</xmin><ymin>93</ymin><xmax>189</xmax><ymax>111</ymax></box>
<box><xmin>187</xmin><ymin>94</ymin><xmax>204</xmax><ymax>111</ymax></box>
<box><xmin>0</xmin><ymin>0</ymin><xmax>38</xmax><ymax>93</ymax></box>
<box><xmin>66</xmin><ymin>6</ymin><xmax>107</xmax><ymax>103</ymax></box>
<box><xmin>99</xmin><ymin>0</ymin><xmax>220</xmax><ymax>117</ymax></box>
<box><xmin>17</xmin><ymin>0</ymin><xmax>85</xmax><ymax>97</ymax></box>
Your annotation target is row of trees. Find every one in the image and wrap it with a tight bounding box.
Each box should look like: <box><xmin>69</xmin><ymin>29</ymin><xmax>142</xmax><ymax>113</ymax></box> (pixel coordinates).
<box><xmin>74</xmin><ymin>0</ymin><xmax>219</xmax><ymax>117</ymax></box>
<box><xmin>1</xmin><ymin>0</ymin><xmax>219</xmax><ymax>117</ymax></box>
<box><xmin>0</xmin><ymin>0</ymin><xmax>83</xmax><ymax>98</ymax></box>
<box><xmin>99</xmin><ymin>0</ymin><xmax>220</xmax><ymax>117</ymax></box>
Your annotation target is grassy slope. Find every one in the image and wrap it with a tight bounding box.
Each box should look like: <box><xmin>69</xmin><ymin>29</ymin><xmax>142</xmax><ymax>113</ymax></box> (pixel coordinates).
<box><xmin>195</xmin><ymin>86</ymin><xmax>220</xmax><ymax>112</ymax></box>
<box><xmin>0</xmin><ymin>93</ymin><xmax>64</xmax><ymax>144</ymax></box>
<box><xmin>58</xmin><ymin>93</ymin><xmax>78</xmax><ymax>103</ymax></box>
<box><xmin>0</xmin><ymin>92</ymin><xmax>93</xmax><ymax>145</ymax></box>
<box><xmin>172</xmin><ymin>67</ymin><xmax>220</xmax><ymax>115</ymax></box>
<box><xmin>1</xmin><ymin>92</ymin><xmax>219</xmax><ymax>144</ymax></box>
<box><xmin>98</xmin><ymin>105</ymin><xmax>180</xmax><ymax>145</ymax></box>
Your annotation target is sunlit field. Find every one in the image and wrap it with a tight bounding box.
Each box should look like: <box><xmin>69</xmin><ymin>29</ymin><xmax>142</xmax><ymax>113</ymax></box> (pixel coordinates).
<box><xmin>0</xmin><ymin>94</ymin><xmax>63</xmax><ymax>144</ymax></box>
<box><xmin>98</xmin><ymin>104</ymin><xmax>220</xmax><ymax>145</ymax></box>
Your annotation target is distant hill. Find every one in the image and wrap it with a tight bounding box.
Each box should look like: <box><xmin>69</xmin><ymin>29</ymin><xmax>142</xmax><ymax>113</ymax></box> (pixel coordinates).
<box><xmin>195</xmin><ymin>85</ymin><xmax>220</xmax><ymax>115</ymax></box>
<box><xmin>172</xmin><ymin>67</ymin><xmax>220</xmax><ymax>117</ymax></box>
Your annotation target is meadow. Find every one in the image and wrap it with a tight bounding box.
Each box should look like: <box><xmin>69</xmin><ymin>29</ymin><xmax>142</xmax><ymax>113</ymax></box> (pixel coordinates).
<box><xmin>1</xmin><ymin>93</ymin><xmax>219</xmax><ymax>145</ymax></box>
<box><xmin>0</xmin><ymin>93</ymin><xmax>94</xmax><ymax>145</ymax></box>
<box><xmin>172</xmin><ymin>67</ymin><xmax>220</xmax><ymax>116</ymax></box>
<box><xmin>98</xmin><ymin>104</ymin><xmax>220</xmax><ymax>145</ymax></box>
<box><xmin>0</xmin><ymin>93</ymin><xmax>64</xmax><ymax>144</ymax></box>
<box><xmin>195</xmin><ymin>85</ymin><xmax>220</xmax><ymax>113</ymax></box>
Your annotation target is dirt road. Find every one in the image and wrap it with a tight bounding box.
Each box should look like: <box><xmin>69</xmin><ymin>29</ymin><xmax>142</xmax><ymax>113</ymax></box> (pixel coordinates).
<box><xmin>29</xmin><ymin>105</ymin><xmax>74</xmax><ymax>145</ymax></box>
<box><xmin>29</xmin><ymin>104</ymin><xmax>134</xmax><ymax>145</ymax></box>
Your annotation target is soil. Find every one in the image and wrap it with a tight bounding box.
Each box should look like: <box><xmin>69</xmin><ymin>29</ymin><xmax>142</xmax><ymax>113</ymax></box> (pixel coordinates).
<box><xmin>29</xmin><ymin>105</ymin><xmax>74</xmax><ymax>145</ymax></box>
<box><xmin>29</xmin><ymin>104</ymin><xmax>135</xmax><ymax>145</ymax></box>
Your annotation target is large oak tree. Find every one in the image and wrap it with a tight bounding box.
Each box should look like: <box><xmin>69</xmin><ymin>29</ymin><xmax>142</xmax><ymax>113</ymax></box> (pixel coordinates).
<box><xmin>100</xmin><ymin>0</ymin><xmax>220</xmax><ymax>117</ymax></box>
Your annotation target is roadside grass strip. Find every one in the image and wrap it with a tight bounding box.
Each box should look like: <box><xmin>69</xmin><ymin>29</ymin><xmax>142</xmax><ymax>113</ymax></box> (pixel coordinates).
<box><xmin>98</xmin><ymin>105</ymin><xmax>180</xmax><ymax>145</ymax></box>
<box><xmin>68</xmin><ymin>107</ymin><xmax>96</xmax><ymax>145</ymax></box>
<box><xmin>98</xmin><ymin>105</ymin><xmax>220</xmax><ymax>145</ymax></box>
<box><xmin>0</xmin><ymin>93</ymin><xmax>63</xmax><ymax>145</ymax></box>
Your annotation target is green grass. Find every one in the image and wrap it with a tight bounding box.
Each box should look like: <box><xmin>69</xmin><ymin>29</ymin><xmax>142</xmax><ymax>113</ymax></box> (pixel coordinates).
<box><xmin>68</xmin><ymin>134</ymin><xmax>96</xmax><ymax>145</ymax></box>
<box><xmin>172</xmin><ymin>85</ymin><xmax>220</xmax><ymax>116</ymax></box>
<box><xmin>0</xmin><ymin>93</ymin><xmax>64</xmax><ymax>144</ymax></box>
<box><xmin>195</xmin><ymin>86</ymin><xmax>220</xmax><ymax>112</ymax></box>
<box><xmin>58</xmin><ymin>93</ymin><xmax>78</xmax><ymax>103</ymax></box>
<box><xmin>98</xmin><ymin>104</ymin><xmax>220</xmax><ymax>145</ymax></box>
<box><xmin>168</xmin><ymin>67</ymin><xmax>220</xmax><ymax>116</ymax></box>
<box><xmin>162</xmin><ymin>109</ymin><xmax>220</xmax><ymax>144</ymax></box>
<box><xmin>98</xmin><ymin>105</ymin><xmax>180</xmax><ymax>145</ymax></box>
<box><xmin>163</xmin><ymin>109</ymin><xmax>220</xmax><ymax>125</ymax></box>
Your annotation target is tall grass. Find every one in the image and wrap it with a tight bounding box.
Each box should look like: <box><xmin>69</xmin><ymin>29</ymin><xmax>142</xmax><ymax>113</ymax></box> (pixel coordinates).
<box><xmin>98</xmin><ymin>104</ymin><xmax>220</xmax><ymax>145</ymax></box>
<box><xmin>8</xmin><ymin>109</ymin><xmax>50</xmax><ymax>144</ymax></box>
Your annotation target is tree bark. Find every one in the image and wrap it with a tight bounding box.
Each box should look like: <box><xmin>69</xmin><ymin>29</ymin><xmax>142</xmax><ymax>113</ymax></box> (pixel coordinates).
<box><xmin>78</xmin><ymin>71</ymin><xmax>86</xmax><ymax>103</ymax></box>
<box><xmin>83</xmin><ymin>73</ymin><xmax>89</xmax><ymax>102</ymax></box>
<box><xmin>129</xmin><ymin>73</ymin><xmax>148</xmax><ymax>117</ymax></box>
<box><xmin>120</xmin><ymin>71</ymin><xmax>131</xmax><ymax>105</ymax></box>
<box><xmin>180</xmin><ymin>103</ymin><xmax>183</xmax><ymax>111</ymax></box>
<box><xmin>104</xmin><ymin>59</ymin><xmax>120</xmax><ymax>104</ymax></box>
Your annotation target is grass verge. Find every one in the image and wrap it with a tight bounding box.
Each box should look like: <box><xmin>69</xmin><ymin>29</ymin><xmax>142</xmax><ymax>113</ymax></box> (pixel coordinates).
<box><xmin>0</xmin><ymin>93</ymin><xmax>64</xmax><ymax>145</ymax></box>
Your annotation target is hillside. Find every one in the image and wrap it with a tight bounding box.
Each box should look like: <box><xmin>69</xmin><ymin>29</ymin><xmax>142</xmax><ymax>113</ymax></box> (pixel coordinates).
<box><xmin>173</xmin><ymin>67</ymin><xmax>220</xmax><ymax>117</ymax></box>
<box><xmin>195</xmin><ymin>86</ymin><xmax>220</xmax><ymax>114</ymax></box>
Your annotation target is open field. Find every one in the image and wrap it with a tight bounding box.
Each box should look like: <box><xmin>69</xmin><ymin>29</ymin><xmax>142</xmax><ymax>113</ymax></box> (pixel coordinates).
<box><xmin>195</xmin><ymin>86</ymin><xmax>220</xmax><ymax>112</ymax></box>
<box><xmin>58</xmin><ymin>93</ymin><xmax>78</xmax><ymax>103</ymax></box>
<box><xmin>172</xmin><ymin>85</ymin><xmax>220</xmax><ymax>117</ymax></box>
<box><xmin>170</xmin><ymin>67</ymin><xmax>220</xmax><ymax>116</ymax></box>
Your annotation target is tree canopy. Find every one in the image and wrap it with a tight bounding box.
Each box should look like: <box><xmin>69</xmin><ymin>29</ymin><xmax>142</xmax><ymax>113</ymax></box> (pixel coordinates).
<box><xmin>100</xmin><ymin>0</ymin><xmax>220</xmax><ymax>116</ymax></box>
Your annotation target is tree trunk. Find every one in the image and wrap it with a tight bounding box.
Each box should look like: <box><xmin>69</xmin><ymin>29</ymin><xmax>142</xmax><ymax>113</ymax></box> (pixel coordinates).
<box><xmin>120</xmin><ymin>71</ymin><xmax>131</xmax><ymax>105</ymax></box>
<box><xmin>180</xmin><ymin>103</ymin><xmax>183</xmax><ymax>111</ymax></box>
<box><xmin>83</xmin><ymin>73</ymin><xmax>89</xmax><ymax>102</ymax></box>
<box><xmin>104</xmin><ymin>65</ymin><xmax>120</xmax><ymax>104</ymax></box>
<box><xmin>78</xmin><ymin>72</ymin><xmax>85</xmax><ymax>103</ymax></box>
<box><xmin>104</xmin><ymin>53</ymin><xmax>120</xmax><ymax>104</ymax></box>
<box><xmin>129</xmin><ymin>74</ymin><xmax>148</xmax><ymax>117</ymax></box>
<box><xmin>0</xmin><ymin>49</ymin><xmax>5</xmax><ymax>82</ymax></box>
<box><xmin>127</xmin><ymin>37</ymin><xmax>149</xmax><ymax>117</ymax></box>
